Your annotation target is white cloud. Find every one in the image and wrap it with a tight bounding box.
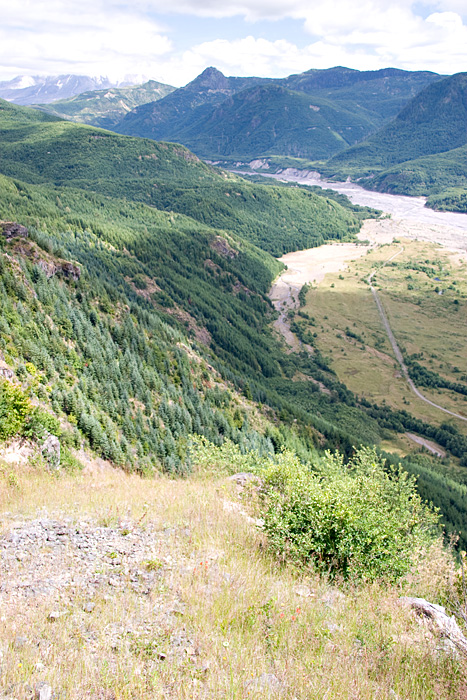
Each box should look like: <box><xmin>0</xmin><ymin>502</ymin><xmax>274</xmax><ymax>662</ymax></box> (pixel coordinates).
<box><xmin>0</xmin><ymin>1</ymin><xmax>172</xmax><ymax>81</ymax></box>
<box><xmin>0</xmin><ymin>1</ymin><xmax>467</xmax><ymax>85</ymax></box>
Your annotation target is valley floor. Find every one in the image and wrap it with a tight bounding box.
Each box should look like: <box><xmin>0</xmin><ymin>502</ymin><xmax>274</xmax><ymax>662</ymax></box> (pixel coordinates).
<box><xmin>269</xmin><ymin>213</ymin><xmax>467</xmax><ymax>454</ymax></box>
<box><xmin>0</xmin><ymin>459</ymin><xmax>465</xmax><ymax>699</ymax></box>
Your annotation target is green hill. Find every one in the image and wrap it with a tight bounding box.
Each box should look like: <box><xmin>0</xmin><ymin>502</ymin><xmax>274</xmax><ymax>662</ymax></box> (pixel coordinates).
<box><xmin>323</xmin><ymin>73</ymin><xmax>467</xmax><ymax>191</ymax></box>
<box><xmin>358</xmin><ymin>146</ymin><xmax>467</xmax><ymax>198</ymax></box>
<box><xmin>33</xmin><ymin>80</ymin><xmax>176</xmax><ymax>129</ymax></box>
<box><xmin>0</xmin><ymin>99</ymin><xmax>374</xmax><ymax>463</ymax></box>
<box><xmin>0</xmin><ymin>98</ymin><xmax>363</xmax><ymax>255</ymax></box>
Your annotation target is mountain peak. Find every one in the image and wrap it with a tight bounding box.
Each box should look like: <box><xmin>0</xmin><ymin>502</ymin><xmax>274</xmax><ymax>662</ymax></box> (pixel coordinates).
<box><xmin>189</xmin><ymin>67</ymin><xmax>229</xmax><ymax>90</ymax></box>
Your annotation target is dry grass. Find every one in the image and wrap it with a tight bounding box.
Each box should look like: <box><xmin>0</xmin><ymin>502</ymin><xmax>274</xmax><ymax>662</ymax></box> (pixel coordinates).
<box><xmin>0</xmin><ymin>461</ymin><xmax>465</xmax><ymax>699</ymax></box>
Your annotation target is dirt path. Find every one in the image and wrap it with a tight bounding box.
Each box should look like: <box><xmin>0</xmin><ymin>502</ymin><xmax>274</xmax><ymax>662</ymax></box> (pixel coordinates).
<box><xmin>405</xmin><ymin>433</ymin><xmax>446</xmax><ymax>457</ymax></box>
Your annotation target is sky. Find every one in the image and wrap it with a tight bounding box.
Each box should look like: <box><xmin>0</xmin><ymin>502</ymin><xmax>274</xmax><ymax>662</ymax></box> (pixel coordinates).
<box><xmin>1</xmin><ymin>1</ymin><xmax>467</xmax><ymax>86</ymax></box>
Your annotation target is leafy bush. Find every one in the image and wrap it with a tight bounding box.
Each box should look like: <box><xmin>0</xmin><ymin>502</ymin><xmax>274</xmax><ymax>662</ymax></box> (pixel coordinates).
<box><xmin>22</xmin><ymin>407</ymin><xmax>61</xmax><ymax>441</ymax></box>
<box><xmin>0</xmin><ymin>379</ymin><xmax>60</xmax><ymax>442</ymax></box>
<box><xmin>0</xmin><ymin>379</ymin><xmax>32</xmax><ymax>439</ymax></box>
<box><xmin>258</xmin><ymin>447</ymin><xmax>439</xmax><ymax>583</ymax></box>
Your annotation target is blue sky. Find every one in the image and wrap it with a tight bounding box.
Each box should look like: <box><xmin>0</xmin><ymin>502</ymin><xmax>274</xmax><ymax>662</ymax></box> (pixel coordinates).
<box><xmin>1</xmin><ymin>1</ymin><xmax>467</xmax><ymax>85</ymax></box>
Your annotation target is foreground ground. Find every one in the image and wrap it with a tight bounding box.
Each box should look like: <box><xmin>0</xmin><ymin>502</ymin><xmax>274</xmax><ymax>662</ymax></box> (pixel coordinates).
<box><xmin>0</xmin><ymin>454</ymin><xmax>465</xmax><ymax>700</ymax></box>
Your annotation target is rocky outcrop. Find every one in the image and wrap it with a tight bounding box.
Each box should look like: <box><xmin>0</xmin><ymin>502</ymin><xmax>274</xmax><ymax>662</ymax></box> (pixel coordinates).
<box><xmin>0</xmin><ymin>351</ymin><xmax>14</xmax><ymax>380</ymax></box>
<box><xmin>37</xmin><ymin>259</ymin><xmax>81</xmax><ymax>281</ymax></box>
<box><xmin>41</xmin><ymin>433</ymin><xmax>61</xmax><ymax>471</ymax></box>
<box><xmin>9</xmin><ymin>238</ymin><xmax>81</xmax><ymax>281</ymax></box>
<box><xmin>0</xmin><ymin>221</ymin><xmax>28</xmax><ymax>240</ymax></box>
<box><xmin>401</xmin><ymin>596</ymin><xmax>467</xmax><ymax>656</ymax></box>
<box><xmin>210</xmin><ymin>235</ymin><xmax>238</xmax><ymax>259</ymax></box>
<box><xmin>0</xmin><ymin>364</ymin><xmax>14</xmax><ymax>380</ymax></box>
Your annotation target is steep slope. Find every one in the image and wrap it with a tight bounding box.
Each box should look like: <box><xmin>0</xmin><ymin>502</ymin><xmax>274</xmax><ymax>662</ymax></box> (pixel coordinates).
<box><xmin>0</xmin><ymin>98</ymin><xmax>362</xmax><ymax>255</ymax></box>
<box><xmin>33</xmin><ymin>80</ymin><xmax>176</xmax><ymax>129</ymax></box>
<box><xmin>2</xmin><ymin>100</ymin><xmax>467</xmax><ymax>545</ymax></box>
<box><xmin>163</xmin><ymin>84</ymin><xmax>377</xmax><ymax>160</ymax></box>
<box><xmin>325</xmin><ymin>72</ymin><xmax>467</xmax><ymax>177</ymax></box>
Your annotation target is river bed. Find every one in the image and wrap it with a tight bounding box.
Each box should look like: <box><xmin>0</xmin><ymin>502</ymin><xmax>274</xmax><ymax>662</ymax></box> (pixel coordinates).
<box><xmin>266</xmin><ymin>168</ymin><xmax>467</xmax><ymax>350</ymax></box>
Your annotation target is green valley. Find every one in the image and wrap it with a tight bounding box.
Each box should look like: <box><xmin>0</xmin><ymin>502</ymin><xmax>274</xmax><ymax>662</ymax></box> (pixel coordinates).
<box><xmin>1</xmin><ymin>98</ymin><xmax>467</xmax><ymax>551</ymax></box>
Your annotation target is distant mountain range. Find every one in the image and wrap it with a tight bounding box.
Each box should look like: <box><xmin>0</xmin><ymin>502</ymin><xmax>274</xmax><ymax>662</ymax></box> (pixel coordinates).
<box><xmin>115</xmin><ymin>66</ymin><xmax>442</xmax><ymax>161</ymax></box>
<box><xmin>0</xmin><ymin>74</ymin><xmax>144</xmax><ymax>105</ymax></box>
<box><xmin>33</xmin><ymin>80</ymin><xmax>176</xmax><ymax>130</ymax></box>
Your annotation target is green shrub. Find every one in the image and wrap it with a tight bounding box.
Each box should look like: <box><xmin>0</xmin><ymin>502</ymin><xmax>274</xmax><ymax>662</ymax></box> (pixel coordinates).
<box><xmin>258</xmin><ymin>447</ymin><xmax>440</xmax><ymax>583</ymax></box>
<box><xmin>0</xmin><ymin>379</ymin><xmax>32</xmax><ymax>439</ymax></box>
<box><xmin>22</xmin><ymin>407</ymin><xmax>61</xmax><ymax>440</ymax></box>
<box><xmin>0</xmin><ymin>379</ymin><xmax>60</xmax><ymax>443</ymax></box>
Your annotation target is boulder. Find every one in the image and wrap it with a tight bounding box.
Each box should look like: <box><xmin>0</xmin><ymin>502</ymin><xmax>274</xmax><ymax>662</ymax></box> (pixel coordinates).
<box><xmin>34</xmin><ymin>682</ymin><xmax>53</xmax><ymax>700</ymax></box>
<box><xmin>41</xmin><ymin>433</ymin><xmax>61</xmax><ymax>470</ymax></box>
<box><xmin>400</xmin><ymin>596</ymin><xmax>467</xmax><ymax>656</ymax></box>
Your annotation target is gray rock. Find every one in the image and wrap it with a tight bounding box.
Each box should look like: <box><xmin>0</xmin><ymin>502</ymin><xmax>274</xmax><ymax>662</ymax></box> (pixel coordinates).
<box><xmin>34</xmin><ymin>682</ymin><xmax>53</xmax><ymax>700</ymax></box>
<box><xmin>13</xmin><ymin>634</ymin><xmax>27</xmax><ymax>648</ymax></box>
<box><xmin>400</xmin><ymin>596</ymin><xmax>467</xmax><ymax>656</ymax></box>
<box><xmin>47</xmin><ymin>610</ymin><xmax>61</xmax><ymax>622</ymax></box>
<box><xmin>245</xmin><ymin>673</ymin><xmax>285</xmax><ymax>695</ymax></box>
<box><xmin>293</xmin><ymin>584</ymin><xmax>313</xmax><ymax>597</ymax></box>
<box><xmin>0</xmin><ymin>365</ymin><xmax>14</xmax><ymax>380</ymax></box>
<box><xmin>228</xmin><ymin>472</ymin><xmax>263</xmax><ymax>492</ymax></box>
<box><xmin>0</xmin><ymin>221</ymin><xmax>28</xmax><ymax>240</ymax></box>
<box><xmin>41</xmin><ymin>433</ymin><xmax>60</xmax><ymax>470</ymax></box>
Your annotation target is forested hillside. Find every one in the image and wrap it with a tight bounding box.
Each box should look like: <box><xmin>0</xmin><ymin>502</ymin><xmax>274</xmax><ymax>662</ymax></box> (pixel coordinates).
<box><xmin>115</xmin><ymin>67</ymin><xmax>270</xmax><ymax>141</ymax></box>
<box><xmin>153</xmin><ymin>84</ymin><xmax>377</xmax><ymax>161</ymax></box>
<box><xmin>0</xmin><ymin>99</ymin><xmax>362</xmax><ymax>255</ymax></box>
<box><xmin>1</xmin><ymin>100</ymin><xmax>467</xmax><ymax>546</ymax></box>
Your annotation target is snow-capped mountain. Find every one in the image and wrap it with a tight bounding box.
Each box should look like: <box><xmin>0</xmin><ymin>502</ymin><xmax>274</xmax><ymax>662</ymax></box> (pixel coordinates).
<box><xmin>0</xmin><ymin>75</ymin><xmax>140</xmax><ymax>105</ymax></box>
